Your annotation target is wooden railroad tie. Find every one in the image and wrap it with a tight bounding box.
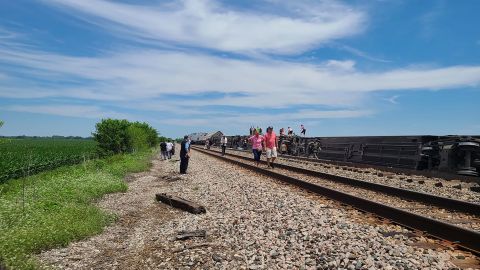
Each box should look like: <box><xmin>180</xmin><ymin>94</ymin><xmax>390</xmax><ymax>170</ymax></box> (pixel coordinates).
<box><xmin>156</xmin><ymin>193</ymin><xmax>206</xmax><ymax>214</ymax></box>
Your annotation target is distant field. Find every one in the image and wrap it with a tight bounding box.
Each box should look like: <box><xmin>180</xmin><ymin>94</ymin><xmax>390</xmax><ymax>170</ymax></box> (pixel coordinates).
<box><xmin>0</xmin><ymin>138</ymin><xmax>97</xmax><ymax>183</ymax></box>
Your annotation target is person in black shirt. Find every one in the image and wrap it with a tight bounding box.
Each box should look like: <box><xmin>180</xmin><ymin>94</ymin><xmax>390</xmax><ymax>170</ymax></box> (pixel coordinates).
<box><xmin>180</xmin><ymin>135</ymin><xmax>191</xmax><ymax>174</ymax></box>
<box><xmin>160</xmin><ymin>141</ymin><xmax>167</xmax><ymax>160</ymax></box>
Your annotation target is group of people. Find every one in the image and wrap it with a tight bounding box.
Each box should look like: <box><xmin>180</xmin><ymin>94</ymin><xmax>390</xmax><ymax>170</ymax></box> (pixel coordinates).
<box><xmin>176</xmin><ymin>124</ymin><xmax>307</xmax><ymax>174</ymax></box>
<box><xmin>204</xmin><ymin>136</ymin><xmax>228</xmax><ymax>156</ymax></box>
<box><xmin>252</xmin><ymin>124</ymin><xmax>306</xmax><ymax>137</ymax></box>
<box><xmin>159</xmin><ymin>136</ymin><xmax>192</xmax><ymax>175</ymax></box>
<box><xmin>159</xmin><ymin>140</ymin><xmax>175</xmax><ymax>160</ymax></box>
<box><xmin>248</xmin><ymin>126</ymin><xmax>278</xmax><ymax>168</ymax></box>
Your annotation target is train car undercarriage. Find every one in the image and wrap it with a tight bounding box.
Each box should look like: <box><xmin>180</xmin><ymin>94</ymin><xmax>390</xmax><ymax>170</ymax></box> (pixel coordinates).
<box><xmin>219</xmin><ymin>134</ymin><xmax>480</xmax><ymax>177</ymax></box>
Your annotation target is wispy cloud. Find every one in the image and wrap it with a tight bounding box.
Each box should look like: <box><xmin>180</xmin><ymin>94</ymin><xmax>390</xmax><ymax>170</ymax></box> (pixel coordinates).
<box><xmin>384</xmin><ymin>95</ymin><xmax>400</xmax><ymax>104</ymax></box>
<box><xmin>4</xmin><ymin>105</ymin><xmax>131</xmax><ymax>119</ymax></box>
<box><xmin>1</xmin><ymin>45</ymin><xmax>480</xmax><ymax>113</ymax></box>
<box><xmin>335</xmin><ymin>44</ymin><xmax>391</xmax><ymax>63</ymax></box>
<box><xmin>1</xmin><ymin>0</ymin><xmax>480</xmax><ymax>134</ymax></box>
<box><xmin>154</xmin><ymin>109</ymin><xmax>373</xmax><ymax>127</ymax></box>
<box><xmin>418</xmin><ymin>0</ymin><xmax>445</xmax><ymax>39</ymax></box>
<box><xmin>41</xmin><ymin>0</ymin><xmax>366</xmax><ymax>54</ymax></box>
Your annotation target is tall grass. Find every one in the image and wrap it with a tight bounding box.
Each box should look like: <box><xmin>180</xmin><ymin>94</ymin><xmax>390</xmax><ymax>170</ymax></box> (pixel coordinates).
<box><xmin>0</xmin><ymin>149</ymin><xmax>155</xmax><ymax>270</ymax></box>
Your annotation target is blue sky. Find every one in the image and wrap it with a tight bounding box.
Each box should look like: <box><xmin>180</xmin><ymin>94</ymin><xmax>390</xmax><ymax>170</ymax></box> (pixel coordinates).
<box><xmin>0</xmin><ymin>0</ymin><xmax>479</xmax><ymax>138</ymax></box>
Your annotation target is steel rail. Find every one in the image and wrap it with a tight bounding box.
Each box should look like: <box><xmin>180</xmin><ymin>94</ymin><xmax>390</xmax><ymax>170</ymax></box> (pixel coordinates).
<box><xmin>193</xmin><ymin>147</ymin><xmax>480</xmax><ymax>255</ymax></box>
<box><xmin>195</xmin><ymin>146</ymin><xmax>480</xmax><ymax>216</ymax></box>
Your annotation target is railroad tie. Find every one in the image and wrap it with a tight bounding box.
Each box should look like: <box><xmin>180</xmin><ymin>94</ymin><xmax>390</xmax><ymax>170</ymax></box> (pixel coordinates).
<box><xmin>156</xmin><ymin>193</ymin><xmax>206</xmax><ymax>214</ymax></box>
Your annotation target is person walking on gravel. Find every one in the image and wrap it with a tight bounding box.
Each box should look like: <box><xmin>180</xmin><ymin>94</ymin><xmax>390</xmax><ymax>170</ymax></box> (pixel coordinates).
<box><xmin>220</xmin><ymin>136</ymin><xmax>228</xmax><ymax>156</ymax></box>
<box><xmin>180</xmin><ymin>135</ymin><xmax>191</xmax><ymax>174</ymax></box>
<box><xmin>249</xmin><ymin>130</ymin><xmax>264</xmax><ymax>167</ymax></box>
<box><xmin>166</xmin><ymin>141</ymin><xmax>173</xmax><ymax>159</ymax></box>
<box><xmin>264</xmin><ymin>126</ymin><xmax>278</xmax><ymax>169</ymax></box>
<box><xmin>160</xmin><ymin>141</ymin><xmax>168</xmax><ymax>160</ymax></box>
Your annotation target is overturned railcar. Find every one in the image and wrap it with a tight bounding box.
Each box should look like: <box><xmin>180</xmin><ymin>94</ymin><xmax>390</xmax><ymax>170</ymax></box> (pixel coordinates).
<box><xmin>218</xmin><ymin>134</ymin><xmax>480</xmax><ymax>177</ymax></box>
<box><xmin>278</xmin><ymin>135</ymin><xmax>480</xmax><ymax>177</ymax></box>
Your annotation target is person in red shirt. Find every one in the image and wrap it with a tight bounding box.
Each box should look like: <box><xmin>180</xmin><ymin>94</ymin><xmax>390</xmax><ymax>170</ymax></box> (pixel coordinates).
<box><xmin>264</xmin><ymin>126</ymin><xmax>278</xmax><ymax>168</ymax></box>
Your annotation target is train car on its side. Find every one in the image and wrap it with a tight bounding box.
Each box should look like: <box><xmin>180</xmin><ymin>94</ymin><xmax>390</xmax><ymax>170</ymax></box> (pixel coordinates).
<box><xmin>214</xmin><ymin>133</ymin><xmax>480</xmax><ymax>177</ymax></box>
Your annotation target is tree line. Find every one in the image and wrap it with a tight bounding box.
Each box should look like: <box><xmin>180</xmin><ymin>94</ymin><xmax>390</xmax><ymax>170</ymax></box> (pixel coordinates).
<box><xmin>0</xmin><ymin>118</ymin><xmax>171</xmax><ymax>156</ymax></box>
<box><xmin>93</xmin><ymin>119</ymin><xmax>171</xmax><ymax>156</ymax></box>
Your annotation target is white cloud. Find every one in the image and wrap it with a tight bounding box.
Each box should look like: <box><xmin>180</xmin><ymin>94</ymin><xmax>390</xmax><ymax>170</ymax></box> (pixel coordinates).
<box><xmin>384</xmin><ymin>95</ymin><xmax>399</xmax><ymax>104</ymax></box>
<box><xmin>4</xmin><ymin>105</ymin><xmax>131</xmax><ymax>119</ymax></box>
<box><xmin>325</xmin><ymin>60</ymin><xmax>356</xmax><ymax>71</ymax></box>
<box><xmin>1</xmin><ymin>46</ymin><xmax>480</xmax><ymax>112</ymax></box>
<box><xmin>154</xmin><ymin>109</ymin><xmax>373</xmax><ymax>127</ymax></box>
<box><xmin>42</xmin><ymin>0</ymin><xmax>366</xmax><ymax>54</ymax></box>
<box><xmin>335</xmin><ymin>44</ymin><xmax>391</xmax><ymax>63</ymax></box>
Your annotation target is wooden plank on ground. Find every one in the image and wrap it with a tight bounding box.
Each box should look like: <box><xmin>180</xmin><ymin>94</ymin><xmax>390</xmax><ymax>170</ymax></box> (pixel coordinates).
<box><xmin>156</xmin><ymin>193</ymin><xmax>206</xmax><ymax>214</ymax></box>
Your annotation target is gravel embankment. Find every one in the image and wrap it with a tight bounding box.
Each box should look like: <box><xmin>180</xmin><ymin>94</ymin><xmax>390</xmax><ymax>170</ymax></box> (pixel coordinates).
<box><xmin>38</xmin><ymin>150</ymin><xmax>478</xmax><ymax>269</ymax></box>
<box><xmin>215</xmin><ymin>147</ymin><xmax>480</xmax><ymax>204</ymax></box>
<box><xmin>215</xmin><ymin>152</ymin><xmax>480</xmax><ymax>231</ymax></box>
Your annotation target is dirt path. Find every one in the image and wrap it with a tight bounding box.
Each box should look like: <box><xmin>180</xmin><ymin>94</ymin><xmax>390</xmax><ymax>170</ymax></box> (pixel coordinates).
<box><xmin>38</xmin><ymin>153</ymin><xmax>185</xmax><ymax>269</ymax></box>
<box><xmin>38</xmin><ymin>150</ymin><xmax>476</xmax><ymax>270</ymax></box>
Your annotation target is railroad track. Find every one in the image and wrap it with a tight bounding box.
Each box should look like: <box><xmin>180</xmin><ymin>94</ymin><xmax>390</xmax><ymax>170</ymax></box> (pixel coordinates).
<box><xmin>192</xmin><ymin>146</ymin><xmax>480</xmax><ymax>255</ymax></box>
<box><xmin>212</xmin><ymin>146</ymin><xmax>480</xmax><ymax>183</ymax></box>
<box><xmin>210</xmin><ymin>147</ymin><xmax>480</xmax><ymax>203</ymax></box>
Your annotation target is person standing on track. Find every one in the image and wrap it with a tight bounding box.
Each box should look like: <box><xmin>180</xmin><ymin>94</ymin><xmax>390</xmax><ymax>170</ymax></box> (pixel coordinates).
<box><xmin>221</xmin><ymin>136</ymin><xmax>228</xmax><ymax>156</ymax></box>
<box><xmin>180</xmin><ymin>135</ymin><xmax>191</xmax><ymax>174</ymax></box>
<box><xmin>248</xmin><ymin>129</ymin><xmax>264</xmax><ymax>167</ymax></box>
<box><xmin>264</xmin><ymin>126</ymin><xmax>278</xmax><ymax>169</ymax></box>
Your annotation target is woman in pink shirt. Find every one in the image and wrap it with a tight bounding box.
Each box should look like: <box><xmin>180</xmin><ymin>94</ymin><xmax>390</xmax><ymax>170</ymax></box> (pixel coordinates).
<box><xmin>248</xmin><ymin>129</ymin><xmax>264</xmax><ymax>166</ymax></box>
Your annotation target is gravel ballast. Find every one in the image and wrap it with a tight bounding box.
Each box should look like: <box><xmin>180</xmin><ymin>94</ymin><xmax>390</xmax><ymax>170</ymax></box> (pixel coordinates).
<box><xmin>215</xmin><ymin>147</ymin><xmax>480</xmax><ymax>204</ymax></box>
<box><xmin>38</xmin><ymin>149</ymin><xmax>478</xmax><ymax>269</ymax></box>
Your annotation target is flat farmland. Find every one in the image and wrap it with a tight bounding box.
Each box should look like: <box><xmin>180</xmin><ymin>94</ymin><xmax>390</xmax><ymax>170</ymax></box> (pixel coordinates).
<box><xmin>0</xmin><ymin>138</ymin><xmax>97</xmax><ymax>183</ymax></box>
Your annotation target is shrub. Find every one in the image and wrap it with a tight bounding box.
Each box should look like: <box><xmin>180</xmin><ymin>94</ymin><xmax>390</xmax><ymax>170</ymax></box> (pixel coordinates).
<box><xmin>127</xmin><ymin>125</ymin><xmax>149</xmax><ymax>152</ymax></box>
<box><xmin>92</xmin><ymin>119</ymin><xmax>131</xmax><ymax>156</ymax></box>
<box><xmin>129</xmin><ymin>121</ymin><xmax>158</xmax><ymax>148</ymax></box>
<box><xmin>92</xmin><ymin>119</ymin><xmax>159</xmax><ymax>155</ymax></box>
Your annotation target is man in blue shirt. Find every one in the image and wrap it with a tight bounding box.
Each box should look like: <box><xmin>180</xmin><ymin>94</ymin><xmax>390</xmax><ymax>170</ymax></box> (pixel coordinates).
<box><xmin>180</xmin><ymin>135</ymin><xmax>191</xmax><ymax>174</ymax></box>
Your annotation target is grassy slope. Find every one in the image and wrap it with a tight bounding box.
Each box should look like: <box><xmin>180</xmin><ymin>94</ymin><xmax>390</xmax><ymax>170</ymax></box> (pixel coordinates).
<box><xmin>0</xmin><ymin>150</ymin><xmax>156</xmax><ymax>269</ymax></box>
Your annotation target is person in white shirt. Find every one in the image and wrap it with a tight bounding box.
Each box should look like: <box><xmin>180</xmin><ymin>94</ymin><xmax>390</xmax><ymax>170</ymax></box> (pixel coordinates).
<box><xmin>220</xmin><ymin>136</ymin><xmax>228</xmax><ymax>156</ymax></box>
<box><xmin>166</xmin><ymin>141</ymin><xmax>173</xmax><ymax>159</ymax></box>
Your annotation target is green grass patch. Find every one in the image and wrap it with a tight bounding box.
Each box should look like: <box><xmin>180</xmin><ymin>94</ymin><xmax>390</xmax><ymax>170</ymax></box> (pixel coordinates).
<box><xmin>0</xmin><ymin>138</ymin><xmax>97</xmax><ymax>184</ymax></box>
<box><xmin>0</xmin><ymin>149</ymin><xmax>156</xmax><ymax>270</ymax></box>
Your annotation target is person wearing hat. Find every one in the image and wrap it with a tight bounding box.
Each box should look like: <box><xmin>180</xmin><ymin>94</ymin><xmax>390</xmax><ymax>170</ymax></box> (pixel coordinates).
<box><xmin>180</xmin><ymin>135</ymin><xmax>191</xmax><ymax>174</ymax></box>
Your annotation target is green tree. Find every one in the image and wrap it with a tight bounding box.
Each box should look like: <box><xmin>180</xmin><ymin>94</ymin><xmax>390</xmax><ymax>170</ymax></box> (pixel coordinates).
<box><xmin>127</xmin><ymin>125</ymin><xmax>149</xmax><ymax>152</ymax></box>
<box><xmin>92</xmin><ymin>119</ymin><xmax>131</xmax><ymax>156</ymax></box>
<box><xmin>92</xmin><ymin>119</ymin><xmax>159</xmax><ymax>155</ymax></box>
<box><xmin>129</xmin><ymin>121</ymin><xmax>159</xmax><ymax>147</ymax></box>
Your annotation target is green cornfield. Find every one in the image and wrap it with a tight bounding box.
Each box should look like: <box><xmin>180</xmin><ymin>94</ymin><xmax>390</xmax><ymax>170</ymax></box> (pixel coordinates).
<box><xmin>0</xmin><ymin>138</ymin><xmax>97</xmax><ymax>183</ymax></box>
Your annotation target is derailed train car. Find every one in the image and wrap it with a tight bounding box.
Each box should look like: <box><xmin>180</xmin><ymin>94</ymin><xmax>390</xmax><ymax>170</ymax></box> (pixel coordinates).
<box><xmin>220</xmin><ymin>134</ymin><xmax>480</xmax><ymax>177</ymax></box>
